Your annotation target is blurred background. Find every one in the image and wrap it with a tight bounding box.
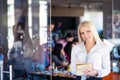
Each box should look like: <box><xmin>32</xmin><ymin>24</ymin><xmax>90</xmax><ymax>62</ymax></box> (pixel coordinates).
<box><xmin>0</xmin><ymin>0</ymin><xmax>120</xmax><ymax>80</ymax></box>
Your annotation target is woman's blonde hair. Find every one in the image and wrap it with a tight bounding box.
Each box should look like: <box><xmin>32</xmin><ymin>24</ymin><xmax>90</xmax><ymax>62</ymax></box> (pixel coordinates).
<box><xmin>78</xmin><ymin>21</ymin><xmax>103</xmax><ymax>44</ymax></box>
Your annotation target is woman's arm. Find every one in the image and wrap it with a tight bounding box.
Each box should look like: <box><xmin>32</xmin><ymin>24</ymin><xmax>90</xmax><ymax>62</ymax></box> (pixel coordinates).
<box><xmin>97</xmin><ymin>46</ymin><xmax>111</xmax><ymax>77</ymax></box>
<box><xmin>70</xmin><ymin>46</ymin><xmax>77</xmax><ymax>75</ymax></box>
<box><xmin>52</xmin><ymin>55</ymin><xmax>62</xmax><ymax>66</ymax></box>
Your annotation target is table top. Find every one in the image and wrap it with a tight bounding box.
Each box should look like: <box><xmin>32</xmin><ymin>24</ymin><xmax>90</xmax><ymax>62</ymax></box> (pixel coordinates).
<box><xmin>28</xmin><ymin>71</ymin><xmax>76</xmax><ymax>79</ymax></box>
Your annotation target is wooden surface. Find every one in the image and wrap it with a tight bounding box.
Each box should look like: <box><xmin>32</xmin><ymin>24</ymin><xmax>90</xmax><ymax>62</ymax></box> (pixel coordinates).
<box><xmin>28</xmin><ymin>71</ymin><xmax>76</xmax><ymax>79</ymax></box>
<box><xmin>29</xmin><ymin>71</ymin><xmax>120</xmax><ymax>80</ymax></box>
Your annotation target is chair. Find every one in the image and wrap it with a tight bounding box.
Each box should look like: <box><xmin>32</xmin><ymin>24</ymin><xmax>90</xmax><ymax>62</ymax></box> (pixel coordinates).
<box><xmin>0</xmin><ymin>57</ymin><xmax>12</xmax><ymax>80</ymax></box>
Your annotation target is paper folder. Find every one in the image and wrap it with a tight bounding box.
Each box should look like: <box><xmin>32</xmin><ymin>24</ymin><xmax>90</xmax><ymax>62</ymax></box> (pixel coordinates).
<box><xmin>76</xmin><ymin>63</ymin><xmax>92</xmax><ymax>75</ymax></box>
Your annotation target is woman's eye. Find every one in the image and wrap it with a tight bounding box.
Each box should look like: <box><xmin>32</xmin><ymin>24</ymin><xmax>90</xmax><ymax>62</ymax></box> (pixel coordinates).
<box><xmin>80</xmin><ymin>32</ymin><xmax>84</xmax><ymax>35</ymax></box>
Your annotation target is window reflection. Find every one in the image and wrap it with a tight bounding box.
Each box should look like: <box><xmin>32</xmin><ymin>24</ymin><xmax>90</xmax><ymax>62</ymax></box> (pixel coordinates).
<box><xmin>6</xmin><ymin>0</ymin><xmax>49</xmax><ymax>79</ymax></box>
<box><xmin>7</xmin><ymin>0</ymin><xmax>15</xmax><ymax>49</ymax></box>
<box><xmin>39</xmin><ymin>1</ymin><xmax>48</xmax><ymax>45</ymax></box>
<box><xmin>7</xmin><ymin>0</ymin><xmax>48</xmax><ymax>50</ymax></box>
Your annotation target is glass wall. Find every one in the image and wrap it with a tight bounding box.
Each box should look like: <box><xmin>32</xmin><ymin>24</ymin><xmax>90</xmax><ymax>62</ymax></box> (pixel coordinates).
<box><xmin>1</xmin><ymin>0</ymin><xmax>120</xmax><ymax>80</ymax></box>
<box><xmin>111</xmin><ymin>0</ymin><xmax>120</xmax><ymax>74</ymax></box>
<box><xmin>7</xmin><ymin>0</ymin><xmax>48</xmax><ymax>49</ymax></box>
<box><xmin>7</xmin><ymin>0</ymin><xmax>15</xmax><ymax>49</ymax></box>
<box><xmin>5</xmin><ymin>0</ymin><xmax>50</xmax><ymax>79</ymax></box>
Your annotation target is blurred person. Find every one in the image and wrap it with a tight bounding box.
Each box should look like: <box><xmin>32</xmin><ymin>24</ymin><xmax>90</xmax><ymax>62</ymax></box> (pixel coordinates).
<box><xmin>53</xmin><ymin>21</ymin><xmax>63</xmax><ymax>38</ymax></box>
<box><xmin>57</xmin><ymin>32</ymin><xmax>74</xmax><ymax>48</ymax></box>
<box><xmin>45</xmin><ymin>22</ymin><xmax>55</xmax><ymax>68</ymax></box>
<box><xmin>70</xmin><ymin>21</ymin><xmax>111</xmax><ymax>80</ymax></box>
<box><xmin>47</xmin><ymin>22</ymin><xmax>55</xmax><ymax>50</ymax></box>
<box><xmin>52</xmin><ymin>43</ymin><xmax>69</xmax><ymax>70</ymax></box>
<box><xmin>64</xmin><ymin>41</ymin><xmax>73</xmax><ymax>63</ymax></box>
<box><xmin>56</xmin><ymin>22</ymin><xmax>62</xmax><ymax>31</ymax></box>
<box><xmin>9</xmin><ymin>23</ymin><xmax>26</xmax><ymax>79</ymax></box>
<box><xmin>56</xmin><ymin>22</ymin><xmax>63</xmax><ymax>36</ymax></box>
<box><xmin>9</xmin><ymin>23</ymin><xmax>34</xmax><ymax>79</ymax></box>
<box><xmin>13</xmin><ymin>23</ymin><xmax>25</xmax><ymax>42</ymax></box>
<box><xmin>73</xmin><ymin>37</ymin><xmax>79</xmax><ymax>46</ymax></box>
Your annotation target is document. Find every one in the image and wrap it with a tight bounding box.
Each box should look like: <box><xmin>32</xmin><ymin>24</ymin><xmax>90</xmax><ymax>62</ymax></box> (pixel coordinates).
<box><xmin>76</xmin><ymin>63</ymin><xmax>92</xmax><ymax>75</ymax></box>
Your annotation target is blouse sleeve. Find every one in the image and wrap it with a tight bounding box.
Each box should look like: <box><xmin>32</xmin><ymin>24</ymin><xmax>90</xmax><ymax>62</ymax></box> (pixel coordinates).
<box><xmin>97</xmin><ymin>45</ymin><xmax>111</xmax><ymax>77</ymax></box>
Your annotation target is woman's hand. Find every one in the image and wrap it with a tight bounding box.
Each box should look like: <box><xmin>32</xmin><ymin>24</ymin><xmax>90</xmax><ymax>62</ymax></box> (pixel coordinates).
<box><xmin>84</xmin><ymin>68</ymin><xmax>98</xmax><ymax>76</ymax></box>
<box><xmin>62</xmin><ymin>61</ymin><xmax>69</xmax><ymax>66</ymax></box>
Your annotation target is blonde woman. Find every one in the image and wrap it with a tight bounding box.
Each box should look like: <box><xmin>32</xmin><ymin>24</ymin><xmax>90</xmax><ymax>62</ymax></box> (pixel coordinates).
<box><xmin>70</xmin><ymin>21</ymin><xmax>110</xmax><ymax>80</ymax></box>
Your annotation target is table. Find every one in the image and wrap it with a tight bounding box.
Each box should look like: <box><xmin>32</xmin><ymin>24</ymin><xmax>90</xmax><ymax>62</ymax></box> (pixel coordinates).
<box><xmin>28</xmin><ymin>71</ymin><xmax>76</xmax><ymax>80</ymax></box>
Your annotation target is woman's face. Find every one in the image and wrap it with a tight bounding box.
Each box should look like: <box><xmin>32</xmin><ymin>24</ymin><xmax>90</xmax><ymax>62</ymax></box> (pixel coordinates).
<box><xmin>79</xmin><ymin>26</ymin><xmax>94</xmax><ymax>43</ymax></box>
<box><xmin>49</xmin><ymin>24</ymin><xmax>55</xmax><ymax>32</ymax></box>
<box><xmin>67</xmin><ymin>37</ymin><xmax>74</xmax><ymax>42</ymax></box>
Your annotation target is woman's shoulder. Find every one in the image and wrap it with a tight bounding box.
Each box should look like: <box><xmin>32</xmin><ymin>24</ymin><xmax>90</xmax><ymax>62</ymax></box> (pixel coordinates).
<box><xmin>72</xmin><ymin>43</ymin><xmax>83</xmax><ymax>49</ymax></box>
<box><xmin>96</xmin><ymin>42</ymin><xmax>110</xmax><ymax>51</ymax></box>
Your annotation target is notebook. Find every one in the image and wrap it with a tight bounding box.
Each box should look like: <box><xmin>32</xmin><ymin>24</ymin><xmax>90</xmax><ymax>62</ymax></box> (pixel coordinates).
<box><xmin>76</xmin><ymin>63</ymin><xmax>92</xmax><ymax>75</ymax></box>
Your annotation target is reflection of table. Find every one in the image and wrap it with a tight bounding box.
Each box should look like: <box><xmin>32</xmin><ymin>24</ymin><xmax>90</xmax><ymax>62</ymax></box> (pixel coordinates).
<box><xmin>28</xmin><ymin>71</ymin><xmax>76</xmax><ymax>80</ymax></box>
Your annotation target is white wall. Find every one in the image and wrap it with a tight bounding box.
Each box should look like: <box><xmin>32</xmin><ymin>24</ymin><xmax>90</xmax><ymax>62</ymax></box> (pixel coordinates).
<box><xmin>80</xmin><ymin>10</ymin><xmax>103</xmax><ymax>32</ymax></box>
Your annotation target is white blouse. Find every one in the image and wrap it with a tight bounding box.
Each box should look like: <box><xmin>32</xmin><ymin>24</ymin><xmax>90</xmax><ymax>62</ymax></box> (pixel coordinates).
<box><xmin>70</xmin><ymin>42</ymin><xmax>111</xmax><ymax>77</ymax></box>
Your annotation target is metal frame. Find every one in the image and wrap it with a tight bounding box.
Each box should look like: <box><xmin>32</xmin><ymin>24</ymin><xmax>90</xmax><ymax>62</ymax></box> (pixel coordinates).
<box><xmin>0</xmin><ymin>65</ymin><xmax>12</xmax><ymax>80</ymax></box>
